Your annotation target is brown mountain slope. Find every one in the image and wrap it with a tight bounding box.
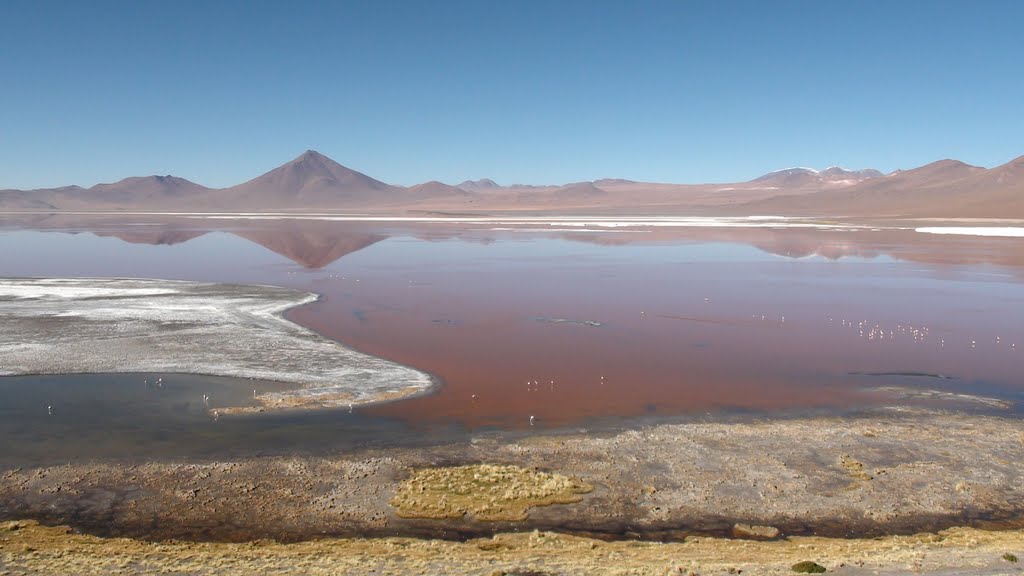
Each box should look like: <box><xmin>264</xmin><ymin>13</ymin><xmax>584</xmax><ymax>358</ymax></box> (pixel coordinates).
<box><xmin>0</xmin><ymin>190</ymin><xmax>58</xmax><ymax>211</ymax></box>
<box><xmin>915</xmin><ymin>155</ymin><xmax>1024</xmax><ymax>217</ymax></box>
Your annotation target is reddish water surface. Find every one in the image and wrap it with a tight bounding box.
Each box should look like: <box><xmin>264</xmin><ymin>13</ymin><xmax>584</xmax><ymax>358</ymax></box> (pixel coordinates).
<box><xmin>288</xmin><ymin>239</ymin><xmax>1024</xmax><ymax>427</ymax></box>
<box><xmin>3</xmin><ymin>216</ymin><xmax>1023</xmax><ymax>428</ymax></box>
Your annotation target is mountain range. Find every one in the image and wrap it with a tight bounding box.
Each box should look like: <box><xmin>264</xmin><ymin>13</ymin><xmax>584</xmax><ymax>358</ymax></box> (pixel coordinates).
<box><xmin>2</xmin><ymin>150</ymin><xmax>1022</xmax><ymax>218</ymax></box>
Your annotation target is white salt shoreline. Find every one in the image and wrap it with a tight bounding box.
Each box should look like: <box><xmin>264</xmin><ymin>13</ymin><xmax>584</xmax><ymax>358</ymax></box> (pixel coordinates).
<box><xmin>0</xmin><ymin>278</ymin><xmax>434</xmax><ymax>412</ymax></box>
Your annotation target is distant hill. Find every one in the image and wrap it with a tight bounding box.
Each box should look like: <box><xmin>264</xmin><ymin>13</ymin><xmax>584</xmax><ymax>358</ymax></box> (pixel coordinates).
<box><xmin>751</xmin><ymin>166</ymin><xmax>883</xmax><ymax>189</ymax></box>
<box><xmin>0</xmin><ymin>190</ymin><xmax>58</xmax><ymax>211</ymax></box>
<box><xmin>456</xmin><ymin>178</ymin><xmax>500</xmax><ymax>191</ymax></box>
<box><xmin>59</xmin><ymin>175</ymin><xmax>212</xmax><ymax>210</ymax></box>
<box><xmin>554</xmin><ymin>182</ymin><xmax>608</xmax><ymax>199</ymax></box>
<box><xmin>1</xmin><ymin>177</ymin><xmax>210</xmax><ymax>211</ymax></box>
<box><xmin>740</xmin><ymin>159</ymin><xmax>999</xmax><ymax>217</ymax></box>
<box><xmin>406</xmin><ymin>180</ymin><xmax>472</xmax><ymax>199</ymax></box>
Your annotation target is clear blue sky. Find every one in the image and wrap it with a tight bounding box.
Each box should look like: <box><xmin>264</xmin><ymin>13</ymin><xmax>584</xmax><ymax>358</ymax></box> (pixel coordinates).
<box><xmin>2</xmin><ymin>0</ymin><xmax>1022</xmax><ymax>189</ymax></box>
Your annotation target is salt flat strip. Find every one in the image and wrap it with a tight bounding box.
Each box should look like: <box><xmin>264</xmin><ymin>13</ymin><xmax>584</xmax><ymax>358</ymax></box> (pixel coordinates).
<box><xmin>0</xmin><ymin>278</ymin><xmax>433</xmax><ymax>412</ymax></box>
<box><xmin>915</xmin><ymin>227</ymin><xmax>1024</xmax><ymax>238</ymax></box>
<box><xmin>184</xmin><ymin>215</ymin><xmax>873</xmax><ymax>230</ymax></box>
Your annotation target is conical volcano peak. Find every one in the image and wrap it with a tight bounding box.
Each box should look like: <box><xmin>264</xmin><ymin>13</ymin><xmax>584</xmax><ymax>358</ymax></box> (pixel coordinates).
<box><xmin>295</xmin><ymin>149</ymin><xmax>331</xmax><ymax>164</ymax></box>
<box><xmin>224</xmin><ymin>150</ymin><xmax>396</xmax><ymax>208</ymax></box>
<box><xmin>283</xmin><ymin>150</ymin><xmax>354</xmax><ymax>176</ymax></box>
<box><xmin>245</xmin><ymin>150</ymin><xmax>385</xmax><ymax>188</ymax></box>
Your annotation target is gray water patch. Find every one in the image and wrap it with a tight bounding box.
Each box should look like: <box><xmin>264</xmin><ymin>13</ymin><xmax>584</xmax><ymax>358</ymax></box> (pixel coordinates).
<box><xmin>0</xmin><ymin>373</ymin><xmax>463</xmax><ymax>468</ymax></box>
<box><xmin>849</xmin><ymin>371</ymin><xmax>956</xmax><ymax>380</ymax></box>
<box><xmin>532</xmin><ymin>316</ymin><xmax>603</xmax><ymax>327</ymax></box>
<box><xmin>2</xmin><ymin>371</ymin><xmax>1019</xmax><ymax>471</ymax></box>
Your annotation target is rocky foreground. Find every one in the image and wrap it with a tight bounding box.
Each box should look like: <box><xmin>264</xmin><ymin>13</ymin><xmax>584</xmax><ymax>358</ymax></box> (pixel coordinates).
<box><xmin>2</xmin><ymin>408</ymin><xmax>1023</xmax><ymax>544</ymax></box>
<box><xmin>3</xmin><ymin>408</ymin><xmax>1024</xmax><ymax>574</ymax></box>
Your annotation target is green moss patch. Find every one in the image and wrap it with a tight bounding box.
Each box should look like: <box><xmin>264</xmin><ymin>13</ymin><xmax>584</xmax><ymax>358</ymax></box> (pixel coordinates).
<box><xmin>792</xmin><ymin>560</ymin><xmax>827</xmax><ymax>573</ymax></box>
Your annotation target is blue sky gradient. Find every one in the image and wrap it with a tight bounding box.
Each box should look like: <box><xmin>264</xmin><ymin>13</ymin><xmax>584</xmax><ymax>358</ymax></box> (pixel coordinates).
<box><xmin>2</xmin><ymin>0</ymin><xmax>1022</xmax><ymax>188</ymax></box>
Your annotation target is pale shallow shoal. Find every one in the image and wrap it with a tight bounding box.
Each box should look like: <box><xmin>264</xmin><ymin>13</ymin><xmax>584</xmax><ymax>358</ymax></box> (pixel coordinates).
<box><xmin>0</xmin><ymin>278</ymin><xmax>432</xmax><ymax>411</ymax></box>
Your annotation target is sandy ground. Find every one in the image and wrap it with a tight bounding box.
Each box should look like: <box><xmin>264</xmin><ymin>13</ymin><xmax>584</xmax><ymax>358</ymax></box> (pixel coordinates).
<box><xmin>0</xmin><ymin>278</ymin><xmax>432</xmax><ymax>410</ymax></box>
<box><xmin>2</xmin><ymin>518</ymin><xmax>1023</xmax><ymax>575</ymax></box>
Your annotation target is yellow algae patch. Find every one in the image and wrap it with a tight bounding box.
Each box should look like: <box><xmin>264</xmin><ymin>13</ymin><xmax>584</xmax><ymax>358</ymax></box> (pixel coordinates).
<box><xmin>218</xmin><ymin>385</ymin><xmax>426</xmax><ymax>415</ymax></box>
<box><xmin>217</xmin><ymin>390</ymin><xmax>357</xmax><ymax>415</ymax></box>
<box><xmin>840</xmin><ymin>454</ymin><xmax>873</xmax><ymax>483</ymax></box>
<box><xmin>390</xmin><ymin>464</ymin><xmax>592</xmax><ymax>522</ymax></box>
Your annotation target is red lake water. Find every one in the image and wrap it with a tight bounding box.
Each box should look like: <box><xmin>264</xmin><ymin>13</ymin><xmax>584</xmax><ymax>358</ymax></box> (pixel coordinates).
<box><xmin>2</xmin><ymin>216</ymin><xmax>1023</xmax><ymax>432</ymax></box>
